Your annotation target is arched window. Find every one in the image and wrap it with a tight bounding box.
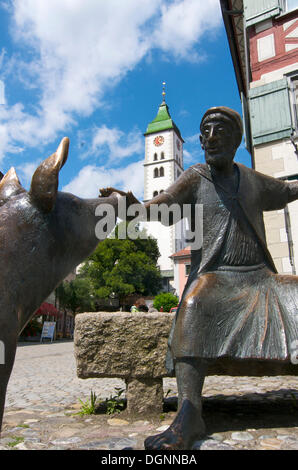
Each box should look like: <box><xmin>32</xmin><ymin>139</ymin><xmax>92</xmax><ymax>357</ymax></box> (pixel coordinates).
<box><xmin>159</xmin><ymin>167</ymin><xmax>164</xmax><ymax>177</ymax></box>
<box><xmin>154</xmin><ymin>168</ymin><xmax>159</xmax><ymax>178</ymax></box>
<box><xmin>160</xmin><ymin>190</ymin><xmax>164</xmax><ymax>194</ymax></box>
<box><xmin>153</xmin><ymin>191</ymin><xmax>158</xmax><ymax>197</ymax></box>
<box><xmin>154</xmin><ymin>153</ymin><xmax>158</xmax><ymax>161</ymax></box>
<box><xmin>161</xmin><ymin>152</ymin><xmax>165</xmax><ymax>159</ymax></box>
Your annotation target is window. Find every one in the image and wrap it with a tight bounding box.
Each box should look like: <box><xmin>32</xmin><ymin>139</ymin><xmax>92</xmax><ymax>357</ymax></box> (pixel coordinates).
<box><xmin>159</xmin><ymin>167</ymin><xmax>164</xmax><ymax>177</ymax></box>
<box><xmin>153</xmin><ymin>191</ymin><xmax>158</xmax><ymax>197</ymax></box>
<box><xmin>161</xmin><ymin>152</ymin><xmax>165</xmax><ymax>159</ymax></box>
<box><xmin>185</xmin><ymin>264</ymin><xmax>191</xmax><ymax>276</ymax></box>
<box><xmin>154</xmin><ymin>168</ymin><xmax>159</xmax><ymax>178</ymax></box>
<box><xmin>154</xmin><ymin>153</ymin><xmax>158</xmax><ymax>161</ymax></box>
<box><xmin>160</xmin><ymin>190</ymin><xmax>164</xmax><ymax>194</ymax></box>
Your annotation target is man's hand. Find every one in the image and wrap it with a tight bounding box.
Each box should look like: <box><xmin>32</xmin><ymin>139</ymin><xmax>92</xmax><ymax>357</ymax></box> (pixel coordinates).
<box><xmin>126</xmin><ymin>190</ymin><xmax>141</xmax><ymax>206</ymax></box>
<box><xmin>99</xmin><ymin>187</ymin><xmax>140</xmax><ymax>207</ymax></box>
<box><xmin>99</xmin><ymin>187</ymin><xmax>126</xmax><ymax>197</ymax></box>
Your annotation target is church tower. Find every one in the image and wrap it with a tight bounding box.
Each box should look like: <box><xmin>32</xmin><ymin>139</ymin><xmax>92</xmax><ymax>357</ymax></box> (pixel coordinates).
<box><xmin>143</xmin><ymin>84</ymin><xmax>185</xmax><ymax>288</ymax></box>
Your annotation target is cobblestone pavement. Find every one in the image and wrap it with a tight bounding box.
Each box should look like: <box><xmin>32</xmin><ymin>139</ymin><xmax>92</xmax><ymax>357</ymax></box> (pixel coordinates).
<box><xmin>0</xmin><ymin>340</ymin><xmax>298</xmax><ymax>451</ymax></box>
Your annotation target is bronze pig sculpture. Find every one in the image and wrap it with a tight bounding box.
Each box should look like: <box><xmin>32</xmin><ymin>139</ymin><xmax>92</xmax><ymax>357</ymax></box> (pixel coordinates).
<box><xmin>0</xmin><ymin>137</ymin><xmax>122</xmax><ymax>431</ymax></box>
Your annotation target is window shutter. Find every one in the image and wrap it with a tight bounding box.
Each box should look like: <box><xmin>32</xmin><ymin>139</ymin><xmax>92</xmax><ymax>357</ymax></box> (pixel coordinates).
<box><xmin>243</xmin><ymin>0</ymin><xmax>283</xmax><ymax>26</ymax></box>
<box><xmin>249</xmin><ymin>78</ymin><xmax>293</xmax><ymax>145</ymax></box>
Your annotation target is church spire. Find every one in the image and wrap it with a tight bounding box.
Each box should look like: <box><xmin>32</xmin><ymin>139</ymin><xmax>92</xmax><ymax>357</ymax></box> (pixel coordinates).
<box><xmin>162</xmin><ymin>81</ymin><xmax>166</xmax><ymax>104</ymax></box>
<box><xmin>144</xmin><ymin>84</ymin><xmax>184</xmax><ymax>142</ymax></box>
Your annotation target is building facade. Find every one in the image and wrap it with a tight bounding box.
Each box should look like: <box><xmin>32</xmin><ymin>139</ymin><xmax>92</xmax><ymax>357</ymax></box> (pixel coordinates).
<box><xmin>170</xmin><ymin>247</ymin><xmax>191</xmax><ymax>299</ymax></box>
<box><xmin>143</xmin><ymin>94</ymin><xmax>186</xmax><ymax>289</ymax></box>
<box><xmin>221</xmin><ymin>0</ymin><xmax>298</xmax><ymax>274</ymax></box>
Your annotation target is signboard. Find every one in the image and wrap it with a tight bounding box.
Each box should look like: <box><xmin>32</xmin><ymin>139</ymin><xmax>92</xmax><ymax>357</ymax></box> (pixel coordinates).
<box><xmin>40</xmin><ymin>322</ymin><xmax>56</xmax><ymax>343</ymax></box>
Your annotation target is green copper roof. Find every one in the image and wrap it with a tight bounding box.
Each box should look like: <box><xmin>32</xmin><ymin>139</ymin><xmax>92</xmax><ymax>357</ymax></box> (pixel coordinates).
<box><xmin>144</xmin><ymin>101</ymin><xmax>184</xmax><ymax>141</ymax></box>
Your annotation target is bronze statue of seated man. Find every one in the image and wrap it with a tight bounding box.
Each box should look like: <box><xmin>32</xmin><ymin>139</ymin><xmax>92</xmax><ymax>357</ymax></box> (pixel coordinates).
<box><xmin>102</xmin><ymin>106</ymin><xmax>298</xmax><ymax>450</ymax></box>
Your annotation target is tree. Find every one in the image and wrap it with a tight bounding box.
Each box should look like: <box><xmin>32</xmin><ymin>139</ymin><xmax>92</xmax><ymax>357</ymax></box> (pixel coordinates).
<box><xmin>79</xmin><ymin>223</ymin><xmax>162</xmax><ymax>306</ymax></box>
<box><xmin>153</xmin><ymin>292</ymin><xmax>179</xmax><ymax>312</ymax></box>
<box><xmin>56</xmin><ymin>277</ymin><xmax>95</xmax><ymax>315</ymax></box>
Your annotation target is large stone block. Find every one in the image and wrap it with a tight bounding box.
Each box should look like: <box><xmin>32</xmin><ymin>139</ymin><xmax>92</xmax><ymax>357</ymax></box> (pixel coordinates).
<box><xmin>74</xmin><ymin>312</ymin><xmax>173</xmax><ymax>379</ymax></box>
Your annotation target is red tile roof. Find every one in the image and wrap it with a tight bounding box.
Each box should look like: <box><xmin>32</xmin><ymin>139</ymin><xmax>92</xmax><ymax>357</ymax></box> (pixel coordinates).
<box><xmin>170</xmin><ymin>246</ymin><xmax>191</xmax><ymax>258</ymax></box>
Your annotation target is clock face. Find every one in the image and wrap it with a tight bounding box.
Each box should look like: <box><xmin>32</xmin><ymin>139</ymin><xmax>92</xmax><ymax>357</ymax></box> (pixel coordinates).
<box><xmin>176</xmin><ymin>139</ymin><xmax>181</xmax><ymax>150</ymax></box>
<box><xmin>153</xmin><ymin>135</ymin><xmax>164</xmax><ymax>147</ymax></box>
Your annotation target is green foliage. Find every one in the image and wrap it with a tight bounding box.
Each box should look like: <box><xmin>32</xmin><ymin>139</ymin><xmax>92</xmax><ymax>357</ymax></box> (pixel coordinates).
<box><xmin>79</xmin><ymin>223</ymin><xmax>162</xmax><ymax>304</ymax></box>
<box><xmin>56</xmin><ymin>223</ymin><xmax>162</xmax><ymax>312</ymax></box>
<box><xmin>56</xmin><ymin>277</ymin><xmax>95</xmax><ymax>315</ymax></box>
<box><xmin>76</xmin><ymin>388</ymin><xmax>126</xmax><ymax>416</ymax></box>
<box><xmin>153</xmin><ymin>292</ymin><xmax>179</xmax><ymax>312</ymax></box>
<box><xmin>103</xmin><ymin>388</ymin><xmax>126</xmax><ymax>415</ymax></box>
<box><xmin>7</xmin><ymin>436</ymin><xmax>25</xmax><ymax>448</ymax></box>
<box><xmin>77</xmin><ymin>390</ymin><xmax>98</xmax><ymax>415</ymax></box>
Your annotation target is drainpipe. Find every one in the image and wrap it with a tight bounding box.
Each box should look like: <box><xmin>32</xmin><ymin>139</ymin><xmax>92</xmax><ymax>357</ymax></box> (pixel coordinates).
<box><xmin>284</xmin><ymin>205</ymin><xmax>296</xmax><ymax>274</ymax></box>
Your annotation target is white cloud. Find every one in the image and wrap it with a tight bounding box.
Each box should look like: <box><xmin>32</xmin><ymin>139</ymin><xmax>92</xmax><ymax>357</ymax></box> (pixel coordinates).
<box><xmin>62</xmin><ymin>159</ymin><xmax>144</xmax><ymax>200</ymax></box>
<box><xmin>183</xmin><ymin>132</ymin><xmax>205</xmax><ymax>165</ymax></box>
<box><xmin>0</xmin><ymin>0</ymin><xmax>222</xmax><ymax>160</ymax></box>
<box><xmin>183</xmin><ymin>148</ymin><xmax>194</xmax><ymax>164</ymax></box>
<box><xmin>155</xmin><ymin>0</ymin><xmax>221</xmax><ymax>60</ymax></box>
<box><xmin>186</xmin><ymin>132</ymin><xmax>200</xmax><ymax>144</ymax></box>
<box><xmin>0</xmin><ymin>0</ymin><xmax>160</xmax><ymax>158</ymax></box>
<box><xmin>16</xmin><ymin>159</ymin><xmax>41</xmax><ymax>188</ymax></box>
<box><xmin>82</xmin><ymin>125</ymin><xmax>143</xmax><ymax>163</ymax></box>
<box><xmin>0</xmin><ymin>81</ymin><xmax>5</xmax><ymax>105</ymax></box>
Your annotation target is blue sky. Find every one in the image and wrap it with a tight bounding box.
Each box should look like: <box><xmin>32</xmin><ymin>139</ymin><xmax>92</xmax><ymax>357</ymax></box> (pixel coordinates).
<box><xmin>0</xmin><ymin>0</ymin><xmax>252</xmax><ymax>200</ymax></box>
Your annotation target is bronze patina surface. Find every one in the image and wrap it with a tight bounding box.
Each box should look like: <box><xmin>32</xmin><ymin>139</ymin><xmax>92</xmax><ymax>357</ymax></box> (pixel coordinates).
<box><xmin>0</xmin><ymin>138</ymin><xmax>134</xmax><ymax>433</ymax></box>
<box><xmin>140</xmin><ymin>107</ymin><xmax>298</xmax><ymax>450</ymax></box>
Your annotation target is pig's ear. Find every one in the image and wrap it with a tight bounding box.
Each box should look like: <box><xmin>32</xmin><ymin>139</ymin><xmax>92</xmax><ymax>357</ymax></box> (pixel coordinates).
<box><xmin>0</xmin><ymin>168</ymin><xmax>25</xmax><ymax>205</ymax></box>
<box><xmin>29</xmin><ymin>137</ymin><xmax>69</xmax><ymax>212</ymax></box>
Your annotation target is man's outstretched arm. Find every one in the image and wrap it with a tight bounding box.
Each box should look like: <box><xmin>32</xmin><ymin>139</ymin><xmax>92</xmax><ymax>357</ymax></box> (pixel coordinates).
<box><xmin>143</xmin><ymin>168</ymin><xmax>198</xmax><ymax>225</ymax></box>
<box><xmin>100</xmin><ymin>167</ymin><xmax>198</xmax><ymax>225</ymax></box>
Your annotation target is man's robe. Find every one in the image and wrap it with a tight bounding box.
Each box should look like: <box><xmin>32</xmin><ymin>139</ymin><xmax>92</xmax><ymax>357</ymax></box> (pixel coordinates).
<box><xmin>161</xmin><ymin>163</ymin><xmax>298</xmax><ymax>363</ymax></box>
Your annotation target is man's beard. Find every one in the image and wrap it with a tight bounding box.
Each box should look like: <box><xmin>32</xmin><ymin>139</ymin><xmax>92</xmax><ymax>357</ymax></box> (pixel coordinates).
<box><xmin>205</xmin><ymin>151</ymin><xmax>234</xmax><ymax>170</ymax></box>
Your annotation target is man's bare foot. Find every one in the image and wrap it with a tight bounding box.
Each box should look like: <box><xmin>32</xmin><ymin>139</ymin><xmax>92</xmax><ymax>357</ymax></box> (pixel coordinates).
<box><xmin>144</xmin><ymin>400</ymin><xmax>206</xmax><ymax>450</ymax></box>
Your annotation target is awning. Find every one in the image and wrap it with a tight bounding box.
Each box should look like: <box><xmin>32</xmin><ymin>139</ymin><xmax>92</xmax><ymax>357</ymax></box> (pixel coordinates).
<box><xmin>35</xmin><ymin>302</ymin><xmax>62</xmax><ymax>318</ymax></box>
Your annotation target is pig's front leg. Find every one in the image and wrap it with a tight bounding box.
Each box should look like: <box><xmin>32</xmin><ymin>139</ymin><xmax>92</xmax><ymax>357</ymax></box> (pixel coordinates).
<box><xmin>0</xmin><ymin>315</ymin><xmax>18</xmax><ymax>434</ymax></box>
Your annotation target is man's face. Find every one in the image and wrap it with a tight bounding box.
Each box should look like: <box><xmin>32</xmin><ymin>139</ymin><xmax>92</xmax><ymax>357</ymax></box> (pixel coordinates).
<box><xmin>200</xmin><ymin>114</ymin><xmax>238</xmax><ymax>169</ymax></box>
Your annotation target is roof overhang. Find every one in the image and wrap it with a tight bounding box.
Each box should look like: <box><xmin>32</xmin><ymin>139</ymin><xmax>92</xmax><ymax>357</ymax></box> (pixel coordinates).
<box><xmin>220</xmin><ymin>0</ymin><xmax>247</xmax><ymax>97</ymax></box>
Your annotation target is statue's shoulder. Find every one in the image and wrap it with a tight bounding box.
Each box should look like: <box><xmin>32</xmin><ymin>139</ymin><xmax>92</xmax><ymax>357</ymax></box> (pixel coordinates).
<box><xmin>236</xmin><ymin>162</ymin><xmax>254</xmax><ymax>174</ymax></box>
<box><xmin>188</xmin><ymin>163</ymin><xmax>210</xmax><ymax>179</ymax></box>
<box><xmin>236</xmin><ymin>162</ymin><xmax>275</xmax><ymax>182</ymax></box>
